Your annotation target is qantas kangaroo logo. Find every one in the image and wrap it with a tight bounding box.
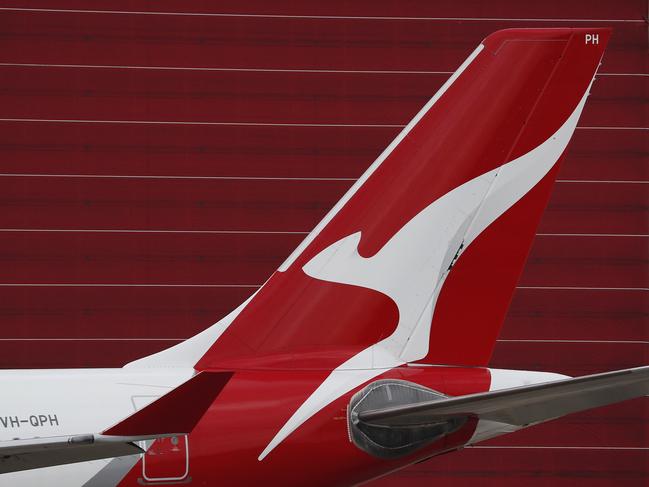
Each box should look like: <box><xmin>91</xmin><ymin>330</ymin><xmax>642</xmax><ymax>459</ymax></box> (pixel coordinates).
<box><xmin>258</xmin><ymin>84</ymin><xmax>593</xmax><ymax>460</ymax></box>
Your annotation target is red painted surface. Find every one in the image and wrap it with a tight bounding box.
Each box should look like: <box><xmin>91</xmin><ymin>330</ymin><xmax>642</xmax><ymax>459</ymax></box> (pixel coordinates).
<box><xmin>196</xmin><ymin>27</ymin><xmax>609</xmax><ymax>371</ymax></box>
<box><xmin>429</xmin><ymin>165</ymin><xmax>561</xmax><ymax>366</ymax></box>
<box><xmin>112</xmin><ymin>366</ymin><xmax>490</xmax><ymax>487</ymax></box>
<box><xmin>0</xmin><ymin>1</ymin><xmax>646</xmax><ymax>485</ymax></box>
<box><xmin>104</xmin><ymin>371</ymin><xmax>233</xmax><ymax>436</ymax></box>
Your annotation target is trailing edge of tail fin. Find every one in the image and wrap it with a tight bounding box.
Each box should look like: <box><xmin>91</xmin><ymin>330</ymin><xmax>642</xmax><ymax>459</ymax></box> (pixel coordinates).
<box><xmin>127</xmin><ymin>28</ymin><xmax>611</xmax><ymax>371</ymax></box>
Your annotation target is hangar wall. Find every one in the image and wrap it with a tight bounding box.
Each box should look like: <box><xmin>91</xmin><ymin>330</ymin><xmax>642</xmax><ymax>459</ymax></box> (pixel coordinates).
<box><xmin>0</xmin><ymin>1</ymin><xmax>647</xmax><ymax>485</ymax></box>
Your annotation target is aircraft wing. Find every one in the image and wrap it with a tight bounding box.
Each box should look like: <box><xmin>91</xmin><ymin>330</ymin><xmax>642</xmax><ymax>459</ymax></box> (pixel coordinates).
<box><xmin>0</xmin><ymin>371</ymin><xmax>232</xmax><ymax>474</ymax></box>
<box><xmin>357</xmin><ymin>366</ymin><xmax>649</xmax><ymax>428</ymax></box>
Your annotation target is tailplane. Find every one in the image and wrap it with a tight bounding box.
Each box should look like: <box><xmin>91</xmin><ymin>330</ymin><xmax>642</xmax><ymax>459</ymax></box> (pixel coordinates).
<box><xmin>349</xmin><ymin>366</ymin><xmax>649</xmax><ymax>458</ymax></box>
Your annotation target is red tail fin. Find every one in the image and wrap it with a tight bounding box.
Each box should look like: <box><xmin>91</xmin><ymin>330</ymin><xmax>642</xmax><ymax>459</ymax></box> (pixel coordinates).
<box><xmin>128</xmin><ymin>28</ymin><xmax>611</xmax><ymax>371</ymax></box>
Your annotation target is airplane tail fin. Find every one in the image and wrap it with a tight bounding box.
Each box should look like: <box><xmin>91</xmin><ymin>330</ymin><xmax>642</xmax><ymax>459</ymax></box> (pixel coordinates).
<box><xmin>127</xmin><ymin>28</ymin><xmax>611</xmax><ymax>371</ymax></box>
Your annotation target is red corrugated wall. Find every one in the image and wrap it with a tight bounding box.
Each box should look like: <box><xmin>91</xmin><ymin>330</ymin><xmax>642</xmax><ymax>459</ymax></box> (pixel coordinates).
<box><xmin>0</xmin><ymin>1</ymin><xmax>647</xmax><ymax>485</ymax></box>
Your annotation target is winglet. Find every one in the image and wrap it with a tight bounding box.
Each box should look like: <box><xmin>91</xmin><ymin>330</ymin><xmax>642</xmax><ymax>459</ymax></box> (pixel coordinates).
<box><xmin>103</xmin><ymin>371</ymin><xmax>232</xmax><ymax>436</ymax></box>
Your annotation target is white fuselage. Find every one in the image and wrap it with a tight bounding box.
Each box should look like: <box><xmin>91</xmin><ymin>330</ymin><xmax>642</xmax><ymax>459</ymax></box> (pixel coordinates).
<box><xmin>0</xmin><ymin>368</ymin><xmax>193</xmax><ymax>486</ymax></box>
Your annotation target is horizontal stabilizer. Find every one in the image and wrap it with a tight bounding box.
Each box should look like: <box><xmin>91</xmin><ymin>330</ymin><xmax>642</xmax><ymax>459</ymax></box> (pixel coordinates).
<box><xmin>0</xmin><ymin>434</ymin><xmax>145</xmax><ymax>474</ymax></box>
<box><xmin>358</xmin><ymin>366</ymin><xmax>649</xmax><ymax>427</ymax></box>
<box><xmin>104</xmin><ymin>371</ymin><xmax>232</xmax><ymax>436</ymax></box>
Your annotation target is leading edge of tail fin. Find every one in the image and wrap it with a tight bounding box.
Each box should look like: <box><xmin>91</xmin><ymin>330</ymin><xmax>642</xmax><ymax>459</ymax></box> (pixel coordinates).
<box><xmin>127</xmin><ymin>28</ymin><xmax>610</xmax><ymax>371</ymax></box>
